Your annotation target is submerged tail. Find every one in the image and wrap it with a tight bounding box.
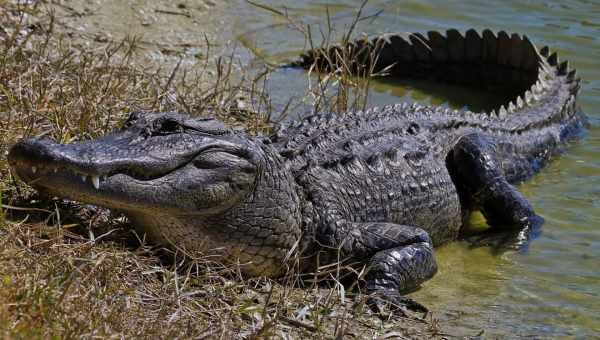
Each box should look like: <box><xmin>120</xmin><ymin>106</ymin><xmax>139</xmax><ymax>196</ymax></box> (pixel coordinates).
<box><xmin>294</xmin><ymin>29</ymin><xmax>585</xmax><ymax>140</ymax></box>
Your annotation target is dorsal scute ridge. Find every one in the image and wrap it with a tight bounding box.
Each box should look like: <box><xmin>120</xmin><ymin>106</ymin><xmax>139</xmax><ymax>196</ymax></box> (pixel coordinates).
<box><xmin>502</xmin><ymin>42</ymin><xmax>581</xmax><ymax>132</ymax></box>
<box><xmin>288</xmin><ymin>28</ymin><xmax>581</xmax><ymax>153</ymax></box>
<box><xmin>274</xmin><ymin>104</ymin><xmax>437</xmax><ymax>162</ymax></box>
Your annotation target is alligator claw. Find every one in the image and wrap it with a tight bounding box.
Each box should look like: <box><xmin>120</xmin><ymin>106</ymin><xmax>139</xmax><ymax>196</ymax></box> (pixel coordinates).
<box><xmin>366</xmin><ymin>291</ymin><xmax>428</xmax><ymax>319</ymax></box>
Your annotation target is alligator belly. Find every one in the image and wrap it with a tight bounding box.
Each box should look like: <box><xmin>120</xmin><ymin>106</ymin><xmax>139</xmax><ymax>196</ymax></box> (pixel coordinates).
<box><xmin>127</xmin><ymin>213</ymin><xmax>292</xmax><ymax>277</ymax></box>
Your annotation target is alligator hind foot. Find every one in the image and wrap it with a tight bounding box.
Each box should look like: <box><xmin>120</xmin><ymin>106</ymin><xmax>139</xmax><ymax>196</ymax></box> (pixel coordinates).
<box><xmin>319</xmin><ymin>222</ymin><xmax>437</xmax><ymax>317</ymax></box>
<box><xmin>449</xmin><ymin>133</ymin><xmax>544</xmax><ymax>249</ymax></box>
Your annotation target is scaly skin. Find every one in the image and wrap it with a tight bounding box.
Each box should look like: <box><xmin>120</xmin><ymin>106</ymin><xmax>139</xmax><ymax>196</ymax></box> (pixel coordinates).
<box><xmin>8</xmin><ymin>29</ymin><xmax>586</xmax><ymax>313</ymax></box>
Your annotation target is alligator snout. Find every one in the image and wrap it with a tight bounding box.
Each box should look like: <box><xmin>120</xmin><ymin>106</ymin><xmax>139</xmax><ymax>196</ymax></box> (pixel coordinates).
<box><xmin>9</xmin><ymin>138</ymin><xmax>102</xmax><ymax>180</ymax></box>
<box><xmin>9</xmin><ymin>138</ymin><xmax>59</xmax><ymax>169</ymax></box>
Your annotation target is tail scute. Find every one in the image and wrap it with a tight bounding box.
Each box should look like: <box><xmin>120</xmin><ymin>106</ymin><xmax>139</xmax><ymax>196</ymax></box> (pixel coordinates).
<box><xmin>294</xmin><ymin>28</ymin><xmax>583</xmax><ymax>131</ymax></box>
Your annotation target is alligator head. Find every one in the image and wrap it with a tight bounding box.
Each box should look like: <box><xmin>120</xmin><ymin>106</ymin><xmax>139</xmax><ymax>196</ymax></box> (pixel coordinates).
<box><xmin>8</xmin><ymin>112</ymin><xmax>260</xmax><ymax>214</ymax></box>
<box><xmin>8</xmin><ymin>112</ymin><xmax>303</xmax><ymax>276</ymax></box>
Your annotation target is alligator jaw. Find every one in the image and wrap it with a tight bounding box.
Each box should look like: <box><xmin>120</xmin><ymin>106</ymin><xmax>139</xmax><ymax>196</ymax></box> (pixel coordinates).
<box><xmin>8</xmin><ymin>138</ymin><xmax>176</xmax><ymax>211</ymax></box>
<box><xmin>11</xmin><ymin>156</ymin><xmax>116</xmax><ymax>192</ymax></box>
<box><xmin>8</xmin><ymin>137</ymin><xmax>174</xmax><ymax>191</ymax></box>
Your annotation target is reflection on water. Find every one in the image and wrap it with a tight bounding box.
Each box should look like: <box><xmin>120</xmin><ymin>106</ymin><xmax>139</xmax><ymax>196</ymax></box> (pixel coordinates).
<box><xmin>55</xmin><ymin>0</ymin><xmax>600</xmax><ymax>337</ymax></box>
<box><xmin>369</xmin><ymin>77</ymin><xmax>513</xmax><ymax>113</ymax></box>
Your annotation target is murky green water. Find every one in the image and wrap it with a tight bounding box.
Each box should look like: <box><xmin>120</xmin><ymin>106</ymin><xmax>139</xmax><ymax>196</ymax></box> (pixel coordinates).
<box><xmin>57</xmin><ymin>0</ymin><xmax>599</xmax><ymax>337</ymax></box>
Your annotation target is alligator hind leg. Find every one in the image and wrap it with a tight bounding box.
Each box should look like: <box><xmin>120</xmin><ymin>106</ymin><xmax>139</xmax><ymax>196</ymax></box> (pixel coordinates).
<box><xmin>449</xmin><ymin>133</ymin><xmax>544</xmax><ymax>249</ymax></box>
<box><xmin>320</xmin><ymin>221</ymin><xmax>437</xmax><ymax>315</ymax></box>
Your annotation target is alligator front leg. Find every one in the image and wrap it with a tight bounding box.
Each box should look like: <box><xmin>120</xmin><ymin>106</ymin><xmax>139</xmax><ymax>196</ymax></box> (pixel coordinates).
<box><xmin>449</xmin><ymin>133</ymin><xmax>544</xmax><ymax>249</ymax></box>
<box><xmin>319</xmin><ymin>221</ymin><xmax>437</xmax><ymax>315</ymax></box>
<box><xmin>364</xmin><ymin>234</ymin><xmax>436</xmax><ymax>316</ymax></box>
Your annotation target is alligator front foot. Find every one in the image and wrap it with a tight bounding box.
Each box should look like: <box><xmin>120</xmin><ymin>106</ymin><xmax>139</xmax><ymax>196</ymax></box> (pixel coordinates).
<box><xmin>467</xmin><ymin>214</ymin><xmax>544</xmax><ymax>253</ymax></box>
<box><xmin>316</xmin><ymin>221</ymin><xmax>438</xmax><ymax>318</ymax></box>
<box><xmin>359</xmin><ymin>225</ymin><xmax>437</xmax><ymax>319</ymax></box>
<box><xmin>366</xmin><ymin>290</ymin><xmax>428</xmax><ymax>318</ymax></box>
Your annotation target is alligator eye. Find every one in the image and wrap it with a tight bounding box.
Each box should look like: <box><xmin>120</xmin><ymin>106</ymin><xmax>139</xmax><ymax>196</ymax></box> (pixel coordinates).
<box><xmin>153</xmin><ymin>118</ymin><xmax>181</xmax><ymax>134</ymax></box>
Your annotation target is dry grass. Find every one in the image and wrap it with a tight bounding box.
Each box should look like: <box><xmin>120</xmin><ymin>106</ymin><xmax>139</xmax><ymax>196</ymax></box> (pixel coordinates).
<box><xmin>249</xmin><ymin>0</ymin><xmax>387</xmax><ymax>115</ymax></box>
<box><xmin>0</xmin><ymin>1</ymin><xmax>444</xmax><ymax>338</ymax></box>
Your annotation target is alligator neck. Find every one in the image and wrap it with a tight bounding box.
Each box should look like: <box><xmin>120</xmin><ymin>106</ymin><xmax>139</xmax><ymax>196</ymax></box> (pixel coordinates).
<box><xmin>211</xmin><ymin>142</ymin><xmax>304</xmax><ymax>276</ymax></box>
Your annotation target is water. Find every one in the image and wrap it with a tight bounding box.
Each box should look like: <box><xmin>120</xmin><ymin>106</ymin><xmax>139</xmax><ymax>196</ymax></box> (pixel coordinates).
<box><xmin>58</xmin><ymin>0</ymin><xmax>600</xmax><ymax>337</ymax></box>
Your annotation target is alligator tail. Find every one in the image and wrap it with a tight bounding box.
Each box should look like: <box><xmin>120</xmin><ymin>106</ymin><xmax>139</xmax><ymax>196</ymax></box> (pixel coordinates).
<box><xmin>293</xmin><ymin>29</ymin><xmax>585</xmax><ymax>140</ymax></box>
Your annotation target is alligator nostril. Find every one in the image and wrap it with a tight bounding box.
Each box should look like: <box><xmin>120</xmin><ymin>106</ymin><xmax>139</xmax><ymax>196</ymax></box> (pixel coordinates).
<box><xmin>10</xmin><ymin>139</ymin><xmax>55</xmax><ymax>161</ymax></box>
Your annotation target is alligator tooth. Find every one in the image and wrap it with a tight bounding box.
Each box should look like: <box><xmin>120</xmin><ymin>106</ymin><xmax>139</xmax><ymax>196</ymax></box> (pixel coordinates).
<box><xmin>31</xmin><ymin>166</ymin><xmax>37</xmax><ymax>174</ymax></box>
<box><xmin>53</xmin><ymin>168</ymin><xmax>58</xmax><ymax>173</ymax></box>
<box><xmin>102</xmin><ymin>175</ymin><xmax>107</xmax><ymax>181</ymax></box>
<box><xmin>81</xmin><ymin>175</ymin><xmax>87</xmax><ymax>182</ymax></box>
<box><xmin>92</xmin><ymin>176</ymin><xmax>100</xmax><ymax>190</ymax></box>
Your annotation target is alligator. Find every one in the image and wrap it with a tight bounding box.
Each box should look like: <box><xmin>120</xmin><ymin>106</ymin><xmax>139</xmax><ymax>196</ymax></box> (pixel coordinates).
<box><xmin>8</xmin><ymin>29</ymin><xmax>585</xmax><ymax>313</ymax></box>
